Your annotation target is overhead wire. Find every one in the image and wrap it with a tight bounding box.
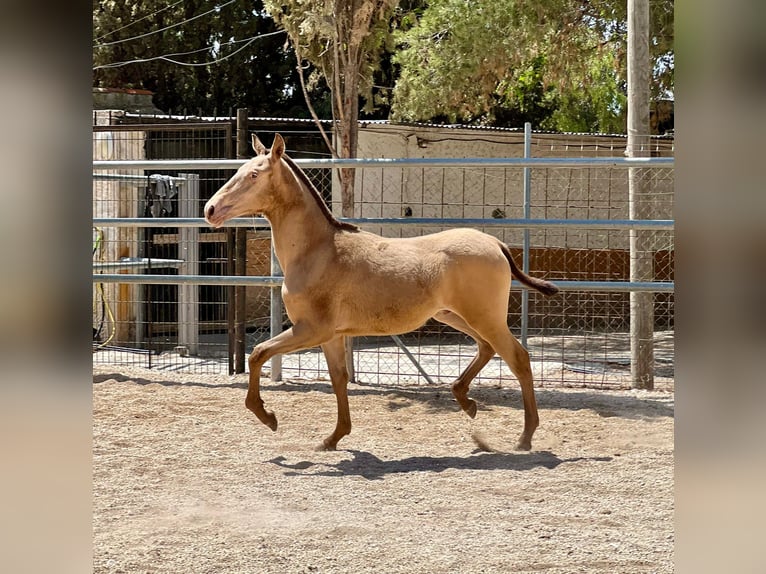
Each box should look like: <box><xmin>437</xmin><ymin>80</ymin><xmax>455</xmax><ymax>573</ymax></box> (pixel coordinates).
<box><xmin>93</xmin><ymin>29</ymin><xmax>286</xmax><ymax>69</ymax></box>
<box><xmin>94</xmin><ymin>0</ymin><xmax>186</xmax><ymax>42</ymax></box>
<box><xmin>94</xmin><ymin>0</ymin><xmax>239</xmax><ymax>49</ymax></box>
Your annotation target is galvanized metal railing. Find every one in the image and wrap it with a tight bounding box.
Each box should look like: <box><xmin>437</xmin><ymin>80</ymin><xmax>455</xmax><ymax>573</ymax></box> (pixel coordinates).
<box><xmin>93</xmin><ymin>156</ymin><xmax>673</xmax><ymax>170</ymax></box>
<box><xmin>92</xmin><ymin>215</ymin><xmax>674</xmax><ymax>292</ymax></box>
<box><xmin>93</xmin><ymin>154</ymin><xmax>674</xmax><ymax>383</ymax></box>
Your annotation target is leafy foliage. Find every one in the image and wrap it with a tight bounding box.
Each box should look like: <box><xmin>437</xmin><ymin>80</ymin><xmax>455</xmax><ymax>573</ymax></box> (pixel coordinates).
<box><xmin>390</xmin><ymin>0</ymin><xmax>673</xmax><ymax>132</ymax></box>
<box><xmin>262</xmin><ymin>0</ymin><xmax>399</xmax><ymax>121</ymax></box>
<box><xmin>92</xmin><ymin>0</ymin><xmax>673</xmax><ymax>135</ymax></box>
<box><xmin>261</xmin><ymin>0</ymin><xmax>401</xmax><ymax>214</ymax></box>
<box><xmin>93</xmin><ymin>0</ymin><xmax>312</xmax><ymax>116</ymax></box>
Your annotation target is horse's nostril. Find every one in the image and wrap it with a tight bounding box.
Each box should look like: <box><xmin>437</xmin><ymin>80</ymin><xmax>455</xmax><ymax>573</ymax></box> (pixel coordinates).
<box><xmin>205</xmin><ymin>204</ymin><xmax>214</xmax><ymax>219</ymax></box>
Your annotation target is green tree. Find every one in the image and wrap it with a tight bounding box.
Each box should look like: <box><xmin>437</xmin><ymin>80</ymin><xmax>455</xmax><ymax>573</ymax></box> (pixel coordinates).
<box><xmin>391</xmin><ymin>0</ymin><xmax>673</xmax><ymax>133</ymax></box>
<box><xmin>93</xmin><ymin>0</ymin><xmax>311</xmax><ymax>116</ymax></box>
<box><xmin>263</xmin><ymin>0</ymin><xmax>400</xmax><ymax>216</ymax></box>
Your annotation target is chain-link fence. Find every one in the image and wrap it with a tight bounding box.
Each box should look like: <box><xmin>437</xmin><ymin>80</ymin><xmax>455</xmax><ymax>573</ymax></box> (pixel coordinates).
<box><xmin>93</xmin><ymin>118</ymin><xmax>673</xmax><ymax>390</ymax></box>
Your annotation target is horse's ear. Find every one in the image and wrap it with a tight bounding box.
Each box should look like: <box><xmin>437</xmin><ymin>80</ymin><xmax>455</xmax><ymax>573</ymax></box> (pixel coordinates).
<box><xmin>252</xmin><ymin>134</ymin><xmax>267</xmax><ymax>156</ymax></box>
<box><xmin>270</xmin><ymin>133</ymin><xmax>285</xmax><ymax>159</ymax></box>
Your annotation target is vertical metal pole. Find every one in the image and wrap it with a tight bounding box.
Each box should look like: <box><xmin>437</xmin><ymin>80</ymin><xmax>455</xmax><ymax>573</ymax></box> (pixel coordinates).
<box><xmin>345</xmin><ymin>336</ymin><xmax>355</xmax><ymax>383</ymax></box>
<box><xmin>521</xmin><ymin>122</ymin><xmax>532</xmax><ymax>347</ymax></box>
<box><xmin>235</xmin><ymin>108</ymin><xmax>249</xmax><ymax>374</ymax></box>
<box><xmin>146</xmin><ymin>238</ymin><xmax>153</xmax><ymax>370</ymax></box>
<box><xmin>227</xmin><ymin>229</ymin><xmax>235</xmax><ymax>375</ymax></box>
<box><xmin>178</xmin><ymin>174</ymin><xmax>199</xmax><ymax>356</ymax></box>
<box><xmin>628</xmin><ymin>0</ymin><xmax>654</xmax><ymax>389</ymax></box>
<box><xmin>269</xmin><ymin>244</ymin><xmax>283</xmax><ymax>381</ymax></box>
<box><xmin>235</xmin><ymin>229</ymin><xmax>247</xmax><ymax>374</ymax></box>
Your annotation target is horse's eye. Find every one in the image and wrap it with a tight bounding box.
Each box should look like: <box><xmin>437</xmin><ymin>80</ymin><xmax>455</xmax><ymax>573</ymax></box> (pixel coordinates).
<box><xmin>251</xmin><ymin>170</ymin><xmax>259</xmax><ymax>179</ymax></box>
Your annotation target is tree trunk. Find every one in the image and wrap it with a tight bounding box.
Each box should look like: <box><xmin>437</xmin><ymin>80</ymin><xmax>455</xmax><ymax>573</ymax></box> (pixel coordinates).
<box><xmin>337</xmin><ymin>29</ymin><xmax>361</xmax><ymax>218</ymax></box>
<box><xmin>336</xmin><ymin>7</ymin><xmax>363</xmax><ymax>380</ymax></box>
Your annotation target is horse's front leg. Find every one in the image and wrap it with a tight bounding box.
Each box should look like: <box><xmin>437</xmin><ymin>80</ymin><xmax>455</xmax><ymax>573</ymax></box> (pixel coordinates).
<box><xmin>318</xmin><ymin>336</ymin><xmax>351</xmax><ymax>451</ymax></box>
<box><xmin>246</xmin><ymin>324</ymin><xmax>327</xmax><ymax>431</ymax></box>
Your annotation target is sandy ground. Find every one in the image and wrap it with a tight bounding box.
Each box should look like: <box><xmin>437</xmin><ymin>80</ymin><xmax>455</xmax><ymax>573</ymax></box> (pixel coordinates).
<box><xmin>93</xmin><ymin>364</ymin><xmax>674</xmax><ymax>573</ymax></box>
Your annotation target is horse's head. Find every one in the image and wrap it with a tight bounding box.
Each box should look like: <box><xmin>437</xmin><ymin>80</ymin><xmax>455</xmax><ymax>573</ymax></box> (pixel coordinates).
<box><xmin>204</xmin><ymin>133</ymin><xmax>286</xmax><ymax>228</ymax></box>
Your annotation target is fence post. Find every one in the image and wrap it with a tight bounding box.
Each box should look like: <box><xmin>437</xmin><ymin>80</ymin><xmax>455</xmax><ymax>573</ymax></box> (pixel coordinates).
<box><xmin>270</xmin><ymin>245</ymin><xmax>283</xmax><ymax>381</ymax></box>
<box><xmin>628</xmin><ymin>0</ymin><xmax>654</xmax><ymax>389</ymax></box>
<box><xmin>521</xmin><ymin>122</ymin><xmax>532</xmax><ymax>347</ymax></box>
<box><xmin>234</xmin><ymin>108</ymin><xmax>248</xmax><ymax>374</ymax></box>
<box><xmin>177</xmin><ymin>173</ymin><xmax>199</xmax><ymax>356</ymax></box>
<box><xmin>227</xmin><ymin>229</ymin><xmax>235</xmax><ymax>375</ymax></box>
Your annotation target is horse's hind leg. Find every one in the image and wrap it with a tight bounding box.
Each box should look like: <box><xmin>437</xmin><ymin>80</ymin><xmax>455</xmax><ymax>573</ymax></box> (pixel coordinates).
<box><xmin>479</xmin><ymin>327</ymin><xmax>539</xmax><ymax>451</ymax></box>
<box><xmin>434</xmin><ymin>310</ymin><xmax>495</xmax><ymax>419</ymax></box>
<box><xmin>319</xmin><ymin>336</ymin><xmax>352</xmax><ymax>451</ymax></box>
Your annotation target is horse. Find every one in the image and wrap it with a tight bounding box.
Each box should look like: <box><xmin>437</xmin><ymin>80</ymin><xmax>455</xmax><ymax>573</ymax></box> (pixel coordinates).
<box><xmin>204</xmin><ymin>133</ymin><xmax>559</xmax><ymax>451</ymax></box>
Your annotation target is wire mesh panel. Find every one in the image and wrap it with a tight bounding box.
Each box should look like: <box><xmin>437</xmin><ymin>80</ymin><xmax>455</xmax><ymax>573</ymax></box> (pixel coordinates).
<box><xmin>93</xmin><ymin>123</ymin><xmax>673</xmax><ymax>391</ymax></box>
<box><xmin>288</xmin><ymin>135</ymin><xmax>674</xmax><ymax>390</ymax></box>
<box><xmin>92</xmin><ymin>117</ymin><xmax>329</xmax><ymax>373</ymax></box>
<box><xmin>92</xmin><ymin>119</ymin><xmax>234</xmax><ymax>370</ymax></box>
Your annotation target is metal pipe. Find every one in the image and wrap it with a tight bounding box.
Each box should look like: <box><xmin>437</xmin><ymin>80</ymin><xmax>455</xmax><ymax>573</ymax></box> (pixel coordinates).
<box><xmin>227</xmin><ymin>228</ymin><xmax>235</xmax><ymax>375</ymax></box>
<box><xmin>521</xmin><ymin>122</ymin><xmax>532</xmax><ymax>347</ymax></box>
<box><xmin>92</xmin><ymin>173</ymin><xmax>188</xmax><ymax>182</ymax></box>
<box><xmin>234</xmin><ymin>109</ymin><xmax>249</xmax><ymax>374</ymax></box>
<box><xmin>541</xmin><ymin>280</ymin><xmax>673</xmax><ymax>292</ymax></box>
<box><xmin>93</xmin><ymin>275</ymin><xmax>285</xmax><ymax>286</ymax></box>
<box><xmin>91</xmin><ymin>274</ymin><xmax>674</xmax><ymax>292</ymax></box>
<box><xmin>93</xmin><ymin>156</ymin><xmax>673</xmax><ymax>170</ymax></box>
<box><xmin>234</xmin><ymin>228</ymin><xmax>247</xmax><ymax>374</ymax></box>
<box><xmin>269</xmin><ymin>244</ymin><xmax>283</xmax><ymax>381</ymax></box>
<box><xmin>390</xmin><ymin>334</ymin><xmax>436</xmax><ymax>385</ymax></box>
<box><xmin>93</xmin><ymin>217</ymin><xmax>675</xmax><ymax>231</ymax></box>
<box><xmin>92</xmin><ymin>257</ymin><xmax>184</xmax><ymax>271</ymax></box>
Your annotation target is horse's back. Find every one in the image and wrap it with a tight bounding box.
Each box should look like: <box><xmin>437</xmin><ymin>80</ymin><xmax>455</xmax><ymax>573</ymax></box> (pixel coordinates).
<box><xmin>345</xmin><ymin>227</ymin><xmax>504</xmax><ymax>261</ymax></box>
<box><xmin>322</xmin><ymin>228</ymin><xmax>512</xmax><ymax>334</ymax></box>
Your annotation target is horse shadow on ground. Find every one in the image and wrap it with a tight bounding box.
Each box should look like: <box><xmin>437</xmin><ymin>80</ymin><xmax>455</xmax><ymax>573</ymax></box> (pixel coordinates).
<box><xmin>266</xmin><ymin>379</ymin><xmax>674</xmax><ymax>421</ymax></box>
<box><xmin>266</xmin><ymin>449</ymin><xmax>612</xmax><ymax>481</ymax></box>
<box><xmin>93</xmin><ymin>372</ymin><xmax>247</xmax><ymax>390</ymax></box>
<box><xmin>93</xmin><ymin>372</ymin><xmax>673</xmax><ymax>421</ymax></box>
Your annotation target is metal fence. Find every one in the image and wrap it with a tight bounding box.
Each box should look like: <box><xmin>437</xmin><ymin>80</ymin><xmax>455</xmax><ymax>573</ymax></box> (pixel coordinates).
<box><xmin>92</xmin><ymin>125</ymin><xmax>673</xmax><ymax>390</ymax></box>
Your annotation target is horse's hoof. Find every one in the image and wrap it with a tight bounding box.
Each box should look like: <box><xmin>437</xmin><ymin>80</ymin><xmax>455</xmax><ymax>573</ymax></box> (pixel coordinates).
<box><xmin>258</xmin><ymin>410</ymin><xmax>278</xmax><ymax>431</ymax></box>
<box><xmin>516</xmin><ymin>438</ymin><xmax>532</xmax><ymax>451</ymax></box>
<box><xmin>465</xmin><ymin>399</ymin><xmax>478</xmax><ymax>419</ymax></box>
<box><xmin>316</xmin><ymin>440</ymin><xmax>337</xmax><ymax>452</ymax></box>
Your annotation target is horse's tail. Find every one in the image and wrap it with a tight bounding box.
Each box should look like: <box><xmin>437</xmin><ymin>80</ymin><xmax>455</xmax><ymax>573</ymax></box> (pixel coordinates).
<box><xmin>500</xmin><ymin>243</ymin><xmax>560</xmax><ymax>296</ymax></box>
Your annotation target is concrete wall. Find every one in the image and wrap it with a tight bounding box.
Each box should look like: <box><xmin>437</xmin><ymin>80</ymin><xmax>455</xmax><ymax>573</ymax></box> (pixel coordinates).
<box><xmin>342</xmin><ymin>124</ymin><xmax>674</xmax><ymax>329</ymax></box>
<box><xmin>343</xmin><ymin>124</ymin><xmax>674</xmax><ymax>251</ymax></box>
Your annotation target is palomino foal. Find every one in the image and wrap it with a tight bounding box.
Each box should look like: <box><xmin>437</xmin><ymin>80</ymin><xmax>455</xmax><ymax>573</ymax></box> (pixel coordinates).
<box><xmin>204</xmin><ymin>134</ymin><xmax>559</xmax><ymax>451</ymax></box>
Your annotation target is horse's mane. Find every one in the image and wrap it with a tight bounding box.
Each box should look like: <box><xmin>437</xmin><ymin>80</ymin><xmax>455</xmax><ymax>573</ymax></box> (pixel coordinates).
<box><xmin>281</xmin><ymin>154</ymin><xmax>359</xmax><ymax>232</ymax></box>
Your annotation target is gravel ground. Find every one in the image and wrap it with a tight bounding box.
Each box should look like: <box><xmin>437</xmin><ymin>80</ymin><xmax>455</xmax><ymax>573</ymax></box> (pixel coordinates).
<box><xmin>93</xmin><ymin>364</ymin><xmax>674</xmax><ymax>573</ymax></box>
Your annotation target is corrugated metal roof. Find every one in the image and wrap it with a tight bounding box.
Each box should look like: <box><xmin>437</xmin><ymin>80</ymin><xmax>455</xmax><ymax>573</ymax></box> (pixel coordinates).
<box><xmin>122</xmin><ymin>113</ymin><xmax>331</xmax><ymax>124</ymax></box>
<box><xmin>119</xmin><ymin>113</ymin><xmax>673</xmax><ymax>139</ymax></box>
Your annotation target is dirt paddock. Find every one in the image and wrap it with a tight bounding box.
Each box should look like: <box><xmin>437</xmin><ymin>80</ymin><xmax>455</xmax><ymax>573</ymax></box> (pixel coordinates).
<box><xmin>93</xmin><ymin>364</ymin><xmax>674</xmax><ymax>573</ymax></box>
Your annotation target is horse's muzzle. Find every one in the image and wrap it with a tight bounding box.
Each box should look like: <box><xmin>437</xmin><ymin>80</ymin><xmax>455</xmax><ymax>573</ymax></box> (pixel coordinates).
<box><xmin>203</xmin><ymin>202</ymin><xmax>225</xmax><ymax>227</ymax></box>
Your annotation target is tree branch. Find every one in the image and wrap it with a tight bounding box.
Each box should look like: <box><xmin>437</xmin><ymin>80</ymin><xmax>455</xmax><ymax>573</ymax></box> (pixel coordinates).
<box><xmin>294</xmin><ymin>44</ymin><xmax>338</xmax><ymax>159</ymax></box>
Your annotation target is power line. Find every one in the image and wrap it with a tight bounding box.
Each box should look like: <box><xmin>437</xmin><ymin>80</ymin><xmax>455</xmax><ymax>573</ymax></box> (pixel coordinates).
<box><xmin>94</xmin><ymin>0</ymin><xmax>186</xmax><ymax>42</ymax></box>
<box><xmin>94</xmin><ymin>34</ymin><xmax>259</xmax><ymax>67</ymax></box>
<box><xmin>94</xmin><ymin>0</ymin><xmax>238</xmax><ymax>49</ymax></box>
<box><xmin>93</xmin><ymin>30</ymin><xmax>286</xmax><ymax>70</ymax></box>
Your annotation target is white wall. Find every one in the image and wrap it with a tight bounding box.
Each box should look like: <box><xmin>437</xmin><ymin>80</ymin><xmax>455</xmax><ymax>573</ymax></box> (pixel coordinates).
<box><xmin>341</xmin><ymin>124</ymin><xmax>673</xmax><ymax>251</ymax></box>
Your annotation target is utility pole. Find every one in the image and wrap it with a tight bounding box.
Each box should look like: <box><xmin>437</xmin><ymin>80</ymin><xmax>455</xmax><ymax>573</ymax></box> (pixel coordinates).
<box><xmin>627</xmin><ymin>0</ymin><xmax>654</xmax><ymax>389</ymax></box>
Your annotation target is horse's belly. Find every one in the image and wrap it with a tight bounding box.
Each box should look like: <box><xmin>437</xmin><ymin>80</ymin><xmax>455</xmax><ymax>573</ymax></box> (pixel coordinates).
<box><xmin>337</xmin><ymin>296</ymin><xmax>437</xmax><ymax>336</ymax></box>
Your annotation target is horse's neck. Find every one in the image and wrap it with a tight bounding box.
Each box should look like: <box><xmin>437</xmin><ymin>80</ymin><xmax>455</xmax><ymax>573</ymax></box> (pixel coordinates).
<box><xmin>267</xmin><ymin>170</ymin><xmax>334</xmax><ymax>273</ymax></box>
